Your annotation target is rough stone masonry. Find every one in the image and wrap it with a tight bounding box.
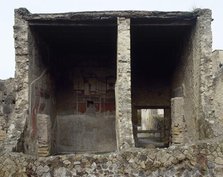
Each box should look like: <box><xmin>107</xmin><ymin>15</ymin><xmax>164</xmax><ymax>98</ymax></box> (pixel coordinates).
<box><xmin>0</xmin><ymin>8</ymin><xmax>223</xmax><ymax>176</ymax></box>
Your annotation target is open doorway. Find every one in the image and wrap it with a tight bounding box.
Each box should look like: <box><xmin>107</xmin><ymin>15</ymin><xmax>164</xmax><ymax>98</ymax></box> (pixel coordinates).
<box><xmin>134</xmin><ymin>108</ymin><xmax>170</xmax><ymax>148</ymax></box>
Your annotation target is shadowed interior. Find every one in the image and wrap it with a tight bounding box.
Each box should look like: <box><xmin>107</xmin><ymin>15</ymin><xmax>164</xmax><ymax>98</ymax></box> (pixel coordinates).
<box><xmin>131</xmin><ymin>18</ymin><xmax>194</xmax><ymax>147</ymax></box>
<box><xmin>29</xmin><ymin>19</ymin><xmax>117</xmax><ymax>154</ymax></box>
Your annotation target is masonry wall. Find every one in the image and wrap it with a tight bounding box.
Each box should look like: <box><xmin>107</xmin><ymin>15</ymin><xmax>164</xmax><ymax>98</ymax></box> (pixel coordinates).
<box><xmin>213</xmin><ymin>50</ymin><xmax>223</xmax><ymax>129</ymax></box>
<box><xmin>25</xmin><ymin>30</ymin><xmax>55</xmax><ymax>156</ymax></box>
<box><xmin>195</xmin><ymin>10</ymin><xmax>223</xmax><ymax>139</ymax></box>
<box><xmin>1</xmin><ymin>139</ymin><xmax>223</xmax><ymax>177</ymax></box>
<box><xmin>212</xmin><ymin>50</ymin><xmax>223</xmax><ymax>72</ymax></box>
<box><xmin>171</xmin><ymin>24</ymin><xmax>199</xmax><ymax>143</ymax></box>
<box><xmin>0</xmin><ymin>79</ymin><xmax>15</xmax><ymax>145</ymax></box>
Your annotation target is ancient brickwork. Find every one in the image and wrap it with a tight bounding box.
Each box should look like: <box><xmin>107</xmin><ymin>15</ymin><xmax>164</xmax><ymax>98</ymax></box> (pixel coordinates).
<box><xmin>116</xmin><ymin>17</ymin><xmax>135</xmax><ymax>150</ymax></box>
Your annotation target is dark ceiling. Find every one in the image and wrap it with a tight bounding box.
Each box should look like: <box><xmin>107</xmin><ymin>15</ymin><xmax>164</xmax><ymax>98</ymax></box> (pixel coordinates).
<box><xmin>30</xmin><ymin>18</ymin><xmax>193</xmax><ymax>80</ymax></box>
<box><xmin>131</xmin><ymin>23</ymin><xmax>193</xmax><ymax>80</ymax></box>
<box><xmin>30</xmin><ymin>20</ymin><xmax>117</xmax><ymax>56</ymax></box>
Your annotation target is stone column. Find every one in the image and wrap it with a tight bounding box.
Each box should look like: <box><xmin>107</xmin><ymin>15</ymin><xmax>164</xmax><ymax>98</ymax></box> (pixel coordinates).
<box><xmin>171</xmin><ymin>97</ymin><xmax>185</xmax><ymax>145</ymax></box>
<box><xmin>115</xmin><ymin>17</ymin><xmax>135</xmax><ymax>150</ymax></box>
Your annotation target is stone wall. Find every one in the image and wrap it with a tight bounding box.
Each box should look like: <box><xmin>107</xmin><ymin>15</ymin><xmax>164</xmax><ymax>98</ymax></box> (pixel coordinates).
<box><xmin>171</xmin><ymin>20</ymin><xmax>199</xmax><ymax>143</ymax></box>
<box><xmin>212</xmin><ymin>50</ymin><xmax>223</xmax><ymax>72</ymax></box>
<box><xmin>195</xmin><ymin>9</ymin><xmax>219</xmax><ymax>139</ymax></box>
<box><xmin>25</xmin><ymin>25</ymin><xmax>55</xmax><ymax>156</ymax></box>
<box><xmin>1</xmin><ymin>138</ymin><xmax>223</xmax><ymax>176</ymax></box>
<box><xmin>0</xmin><ymin>78</ymin><xmax>15</xmax><ymax>144</ymax></box>
<box><xmin>213</xmin><ymin>50</ymin><xmax>223</xmax><ymax>133</ymax></box>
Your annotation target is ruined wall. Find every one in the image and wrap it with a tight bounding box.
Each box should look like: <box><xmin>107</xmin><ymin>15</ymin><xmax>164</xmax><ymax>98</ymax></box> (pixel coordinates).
<box><xmin>1</xmin><ymin>138</ymin><xmax>223</xmax><ymax>177</ymax></box>
<box><xmin>0</xmin><ymin>79</ymin><xmax>15</xmax><ymax>145</ymax></box>
<box><xmin>10</xmin><ymin>8</ymin><xmax>136</xmax><ymax>155</ymax></box>
<box><xmin>213</xmin><ymin>50</ymin><xmax>223</xmax><ymax>123</ymax></box>
<box><xmin>171</xmin><ymin>24</ymin><xmax>199</xmax><ymax>143</ymax></box>
<box><xmin>170</xmin><ymin>9</ymin><xmax>218</xmax><ymax>142</ymax></box>
<box><xmin>213</xmin><ymin>51</ymin><xmax>223</xmax><ymax>119</ymax></box>
<box><xmin>212</xmin><ymin>50</ymin><xmax>223</xmax><ymax>72</ymax></box>
<box><xmin>195</xmin><ymin>10</ymin><xmax>223</xmax><ymax>139</ymax></box>
<box><xmin>26</xmin><ymin>29</ymin><xmax>55</xmax><ymax>156</ymax></box>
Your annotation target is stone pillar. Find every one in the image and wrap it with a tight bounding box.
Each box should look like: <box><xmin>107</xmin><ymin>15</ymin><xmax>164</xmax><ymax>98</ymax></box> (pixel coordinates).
<box><xmin>116</xmin><ymin>17</ymin><xmax>135</xmax><ymax>150</ymax></box>
<box><xmin>37</xmin><ymin>114</ymin><xmax>51</xmax><ymax>157</ymax></box>
<box><xmin>171</xmin><ymin>97</ymin><xmax>185</xmax><ymax>145</ymax></box>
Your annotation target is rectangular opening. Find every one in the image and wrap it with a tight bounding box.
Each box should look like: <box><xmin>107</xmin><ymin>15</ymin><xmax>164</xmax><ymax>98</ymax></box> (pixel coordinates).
<box><xmin>130</xmin><ymin>18</ymin><xmax>196</xmax><ymax>147</ymax></box>
<box><xmin>29</xmin><ymin>19</ymin><xmax>117</xmax><ymax>154</ymax></box>
<box><xmin>136</xmin><ymin>108</ymin><xmax>167</xmax><ymax>148</ymax></box>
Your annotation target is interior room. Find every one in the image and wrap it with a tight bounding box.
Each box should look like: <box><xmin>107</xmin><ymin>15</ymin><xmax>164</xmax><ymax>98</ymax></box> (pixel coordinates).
<box><xmin>130</xmin><ymin>17</ymin><xmax>196</xmax><ymax>147</ymax></box>
<box><xmin>28</xmin><ymin>19</ymin><xmax>117</xmax><ymax>154</ymax></box>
